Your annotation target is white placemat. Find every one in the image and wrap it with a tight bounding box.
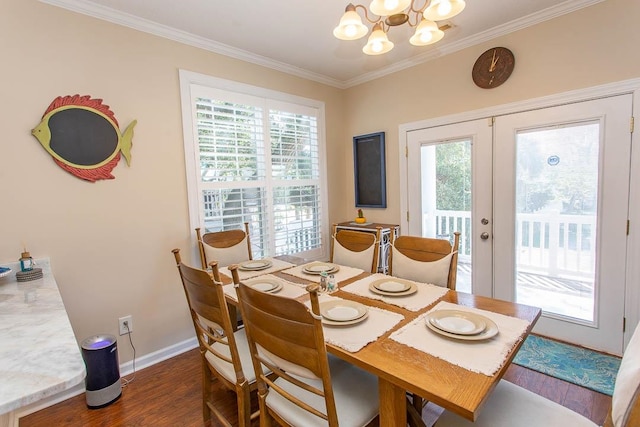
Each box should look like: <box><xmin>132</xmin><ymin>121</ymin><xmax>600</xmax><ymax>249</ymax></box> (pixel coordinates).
<box><xmin>390</xmin><ymin>301</ymin><xmax>531</xmax><ymax>376</ymax></box>
<box><xmin>341</xmin><ymin>274</ymin><xmax>448</xmax><ymax>312</ymax></box>
<box><xmin>282</xmin><ymin>262</ymin><xmax>364</xmax><ymax>284</ymax></box>
<box><xmin>306</xmin><ymin>295</ymin><xmax>405</xmax><ymax>353</ymax></box>
<box><xmin>219</xmin><ymin>258</ymin><xmax>295</xmax><ymax>280</ymax></box>
<box><xmin>224</xmin><ymin>274</ymin><xmax>309</xmax><ymax>302</ymax></box>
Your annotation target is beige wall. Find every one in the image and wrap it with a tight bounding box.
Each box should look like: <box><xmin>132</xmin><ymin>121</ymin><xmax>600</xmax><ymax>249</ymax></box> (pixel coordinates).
<box><xmin>1</xmin><ymin>0</ymin><xmax>638</xmax><ymax>364</ymax></box>
<box><xmin>0</xmin><ymin>0</ymin><xmax>343</xmax><ymax>361</ymax></box>
<box><xmin>341</xmin><ymin>0</ymin><xmax>640</xmax><ymax>224</ymax></box>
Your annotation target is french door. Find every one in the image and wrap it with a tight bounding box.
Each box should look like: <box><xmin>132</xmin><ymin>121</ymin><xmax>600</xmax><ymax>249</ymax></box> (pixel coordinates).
<box><xmin>405</xmin><ymin>94</ymin><xmax>632</xmax><ymax>354</ymax></box>
<box><xmin>406</xmin><ymin>119</ymin><xmax>493</xmax><ymax>297</ymax></box>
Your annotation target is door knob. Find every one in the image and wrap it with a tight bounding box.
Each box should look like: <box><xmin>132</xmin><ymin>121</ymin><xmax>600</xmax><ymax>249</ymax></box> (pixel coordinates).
<box><xmin>481</xmin><ymin>218</ymin><xmax>489</xmax><ymax>225</ymax></box>
<box><xmin>480</xmin><ymin>232</ymin><xmax>490</xmax><ymax>240</ymax></box>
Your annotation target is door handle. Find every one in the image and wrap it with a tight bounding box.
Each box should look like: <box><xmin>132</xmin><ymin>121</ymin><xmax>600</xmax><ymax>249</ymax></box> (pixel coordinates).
<box><xmin>480</xmin><ymin>232</ymin><xmax>490</xmax><ymax>240</ymax></box>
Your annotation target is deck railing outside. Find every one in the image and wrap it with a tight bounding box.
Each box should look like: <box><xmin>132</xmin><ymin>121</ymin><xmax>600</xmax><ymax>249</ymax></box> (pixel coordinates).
<box><xmin>430</xmin><ymin>210</ymin><xmax>596</xmax><ymax>280</ymax></box>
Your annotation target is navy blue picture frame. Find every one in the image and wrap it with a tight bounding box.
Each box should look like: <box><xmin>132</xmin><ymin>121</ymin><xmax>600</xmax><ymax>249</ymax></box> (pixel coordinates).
<box><xmin>353</xmin><ymin>131</ymin><xmax>387</xmax><ymax>208</ymax></box>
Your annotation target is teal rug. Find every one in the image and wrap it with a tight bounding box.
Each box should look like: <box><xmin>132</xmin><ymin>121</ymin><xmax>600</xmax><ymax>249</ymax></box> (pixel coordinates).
<box><xmin>513</xmin><ymin>335</ymin><xmax>621</xmax><ymax>396</ymax></box>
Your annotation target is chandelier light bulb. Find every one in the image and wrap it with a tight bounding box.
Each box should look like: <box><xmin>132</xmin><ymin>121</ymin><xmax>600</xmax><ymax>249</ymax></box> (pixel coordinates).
<box><xmin>362</xmin><ymin>23</ymin><xmax>394</xmax><ymax>55</ymax></box>
<box><xmin>333</xmin><ymin>6</ymin><xmax>368</xmax><ymax>40</ymax></box>
<box><xmin>409</xmin><ymin>18</ymin><xmax>444</xmax><ymax>46</ymax></box>
<box><xmin>385</xmin><ymin>0</ymin><xmax>399</xmax><ymax>10</ymax></box>
<box><xmin>437</xmin><ymin>0</ymin><xmax>452</xmax><ymax>17</ymax></box>
<box><xmin>423</xmin><ymin>0</ymin><xmax>465</xmax><ymax>21</ymax></box>
<box><xmin>370</xmin><ymin>0</ymin><xmax>411</xmax><ymax>16</ymax></box>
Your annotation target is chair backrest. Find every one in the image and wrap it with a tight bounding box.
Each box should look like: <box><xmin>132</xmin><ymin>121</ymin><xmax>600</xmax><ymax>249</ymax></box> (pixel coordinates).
<box><xmin>237</xmin><ymin>282</ymin><xmax>340</xmax><ymax>425</ymax></box>
<box><xmin>389</xmin><ymin>231</ymin><xmax>460</xmax><ymax>289</ymax></box>
<box><xmin>329</xmin><ymin>224</ymin><xmax>381</xmax><ymax>273</ymax></box>
<box><xmin>196</xmin><ymin>222</ymin><xmax>252</xmax><ymax>269</ymax></box>
<box><xmin>607</xmin><ymin>322</ymin><xmax>640</xmax><ymax>427</ymax></box>
<box><xmin>171</xmin><ymin>249</ymin><xmax>246</xmax><ymax>386</ymax></box>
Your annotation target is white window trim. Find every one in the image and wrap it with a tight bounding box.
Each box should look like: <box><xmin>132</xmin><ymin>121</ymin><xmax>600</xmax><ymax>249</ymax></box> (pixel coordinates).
<box><xmin>179</xmin><ymin>69</ymin><xmax>329</xmax><ymax>261</ymax></box>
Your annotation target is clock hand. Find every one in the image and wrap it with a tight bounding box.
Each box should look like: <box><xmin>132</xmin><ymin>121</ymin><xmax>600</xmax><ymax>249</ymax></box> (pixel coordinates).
<box><xmin>489</xmin><ymin>55</ymin><xmax>499</xmax><ymax>73</ymax></box>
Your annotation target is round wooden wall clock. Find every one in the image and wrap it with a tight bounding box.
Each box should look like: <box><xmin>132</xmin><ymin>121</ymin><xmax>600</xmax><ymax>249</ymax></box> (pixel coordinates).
<box><xmin>472</xmin><ymin>47</ymin><xmax>515</xmax><ymax>89</ymax></box>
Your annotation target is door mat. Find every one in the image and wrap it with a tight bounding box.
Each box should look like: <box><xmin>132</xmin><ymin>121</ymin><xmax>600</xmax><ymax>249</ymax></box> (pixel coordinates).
<box><xmin>513</xmin><ymin>334</ymin><xmax>621</xmax><ymax>396</ymax></box>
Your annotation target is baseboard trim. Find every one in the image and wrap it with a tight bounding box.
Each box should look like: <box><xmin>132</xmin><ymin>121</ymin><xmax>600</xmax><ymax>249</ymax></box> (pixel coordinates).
<box><xmin>13</xmin><ymin>336</ymin><xmax>198</xmax><ymax>426</ymax></box>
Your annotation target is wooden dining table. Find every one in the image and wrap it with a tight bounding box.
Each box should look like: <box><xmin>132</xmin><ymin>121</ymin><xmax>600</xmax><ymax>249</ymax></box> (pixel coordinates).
<box><xmin>221</xmin><ymin>256</ymin><xmax>541</xmax><ymax>426</ymax></box>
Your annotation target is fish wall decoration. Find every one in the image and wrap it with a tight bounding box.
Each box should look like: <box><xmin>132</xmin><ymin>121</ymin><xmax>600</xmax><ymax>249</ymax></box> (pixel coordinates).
<box><xmin>31</xmin><ymin>94</ymin><xmax>137</xmax><ymax>182</ymax></box>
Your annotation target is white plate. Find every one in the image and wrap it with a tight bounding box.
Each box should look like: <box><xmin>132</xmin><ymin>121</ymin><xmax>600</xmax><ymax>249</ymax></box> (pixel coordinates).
<box><xmin>320</xmin><ymin>300</ymin><xmax>368</xmax><ymax>322</ymax></box>
<box><xmin>238</xmin><ymin>259</ymin><xmax>273</xmax><ymax>271</ymax></box>
<box><xmin>425</xmin><ymin>311</ymin><xmax>499</xmax><ymax>341</ymax></box>
<box><xmin>373</xmin><ymin>278</ymin><xmax>411</xmax><ymax>293</ymax></box>
<box><xmin>427</xmin><ymin>310</ymin><xmax>486</xmax><ymax>335</ymax></box>
<box><xmin>302</xmin><ymin>262</ymin><xmax>340</xmax><ymax>275</ymax></box>
<box><xmin>244</xmin><ymin>277</ymin><xmax>283</xmax><ymax>293</ymax></box>
<box><xmin>369</xmin><ymin>278</ymin><xmax>417</xmax><ymax>297</ymax></box>
<box><xmin>322</xmin><ymin>311</ymin><xmax>369</xmax><ymax>326</ymax></box>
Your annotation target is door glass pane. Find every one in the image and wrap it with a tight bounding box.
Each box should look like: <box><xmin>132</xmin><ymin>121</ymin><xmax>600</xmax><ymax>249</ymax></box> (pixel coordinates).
<box><xmin>515</xmin><ymin>122</ymin><xmax>599</xmax><ymax>322</ymax></box>
<box><xmin>420</xmin><ymin>140</ymin><xmax>472</xmax><ymax>293</ymax></box>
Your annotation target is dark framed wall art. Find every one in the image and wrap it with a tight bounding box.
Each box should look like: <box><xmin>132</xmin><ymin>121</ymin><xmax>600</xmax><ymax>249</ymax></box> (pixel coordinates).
<box><xmin>353</xmin><ymin>131</ymin><xmax>387</xmax><ymax>208</ymax></box>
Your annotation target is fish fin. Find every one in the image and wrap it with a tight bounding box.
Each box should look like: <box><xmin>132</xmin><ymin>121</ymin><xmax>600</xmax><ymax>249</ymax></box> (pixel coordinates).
<box><xmin>120</xmin><ymin>120</ymin><xmax>137</xmax><ymax>166</ymax></box>
<box><xmin>53</xmin><ymin>155</ymin><xmax>119</xmax><ymax>182</ymax></box>
<box><xmin>45</xmin><ymin>95</ymin><xmax>118</xmax><ymax>126</ymax></box>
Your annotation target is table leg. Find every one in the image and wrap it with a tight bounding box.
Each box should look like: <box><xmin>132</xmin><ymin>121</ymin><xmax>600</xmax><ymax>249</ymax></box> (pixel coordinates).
<box><xmin>379</xmin><ymin>378</ymin><xmax>406</xmax><ymax>426</ymax></box>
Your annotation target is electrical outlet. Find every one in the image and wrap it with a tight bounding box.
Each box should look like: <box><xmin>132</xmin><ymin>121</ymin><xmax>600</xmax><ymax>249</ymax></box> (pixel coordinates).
<box><xmin>118</xmin><ymin>315</ymin><xmax>133</xmax><ymax>335</ymax></box>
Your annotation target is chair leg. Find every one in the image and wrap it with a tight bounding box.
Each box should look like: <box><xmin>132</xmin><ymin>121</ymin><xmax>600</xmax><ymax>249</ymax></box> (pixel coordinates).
<box><xmin>412</xmin><ymin>394</ymin><xmax>423</xmax><ymax>413</ymax></box>
<box><xmin>237</xmin><ymin>383</ymin><xmax>252</xmax><ymax>427</ymax></box>
<box><xmin>407</xmin><ymin>395</ymin><xmax>427</xmax><ymax>427</ymax></box>
<box><xmin>202</xmin><ymin>362</ymin><xmax>212</xmax><ymax>422</ymax></box>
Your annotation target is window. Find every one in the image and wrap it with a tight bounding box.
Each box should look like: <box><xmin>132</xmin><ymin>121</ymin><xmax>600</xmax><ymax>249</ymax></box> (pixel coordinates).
<box><xmin>179</xmin><ymin>70</ymin><xmax>327</xmax><ymax>260</ymax></box>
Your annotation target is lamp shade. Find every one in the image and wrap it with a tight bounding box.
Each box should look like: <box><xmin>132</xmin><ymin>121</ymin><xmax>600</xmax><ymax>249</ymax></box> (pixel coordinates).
<box><xmin>409</xmin><ymin>19</ymin><xmax>444</xmax><ymax>46</ymax></box>
<box><xmin>369</xmin><ymin>0</ymin><xmax>412</xmax><ymax>16</ymax></box>
<box><xmin>423</xmin><ymin>0</ymin><xmax>465</xmax><ymax>21</ymax></box>
<box><xmin>362</xmin><ymin>23</ymin><xmax>394</xmax><ymax>55</ymax></box>
<box><xmin>333</xmin><ymin>8</ymin><xmax>368</xmax><ymax>40</ymax></box>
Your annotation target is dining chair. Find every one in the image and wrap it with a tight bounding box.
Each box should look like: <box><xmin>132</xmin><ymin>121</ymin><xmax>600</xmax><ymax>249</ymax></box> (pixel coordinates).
<box><xmin>236</xmin><ymin>281</ymin><xmax>380</xmax><ymax>427</ymax></box>
<box><xmin>329</xmin><ymin>223</ymin><xmax>381</xmax><ymax>273</ymax></box>
<box><xmin>171</xmin><ymin>248</ymin><xmax>262</xmax><ymax>427</ymax></box>
<box><xmin>388</xmin><ymin>230</ymin><xmax>461</xmax><ymax>421</ymax></box>
<box><xmin>435</xmin><ymin>324</ymin><xmax>640</xmax><ymax>427</ymax></box>
<box><xmin>389</xmin><ymin>231</ymin><xmax>461</xmax><ymax>289</ymax></box>
<box><xmin>196</xmin><ymin>222</ymin><xmax>252</xmax><ymax>269</ymax></box>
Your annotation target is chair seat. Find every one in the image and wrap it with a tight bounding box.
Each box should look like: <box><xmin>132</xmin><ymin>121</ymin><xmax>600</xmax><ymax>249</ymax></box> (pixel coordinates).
<box><xmin>436</xmin><ymin>380</ymin><xmax>598</xmax><ymax>427</ymax></box>
<box><xmin>266</xmin><ymin>356</ymin><xmax>379</xmax><ymax>427</ymax></box>
<box><xmin>206</xmin><ymin>328</ymin><xmax>264</xmax><ymax>384</ymax></box>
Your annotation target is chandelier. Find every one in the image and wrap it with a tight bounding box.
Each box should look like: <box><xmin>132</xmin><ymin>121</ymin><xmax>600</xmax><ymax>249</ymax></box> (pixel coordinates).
<box><xmin>333</xmin><ymin>0</ymin><xmax>465</xmax><ymax>55</ymax></box>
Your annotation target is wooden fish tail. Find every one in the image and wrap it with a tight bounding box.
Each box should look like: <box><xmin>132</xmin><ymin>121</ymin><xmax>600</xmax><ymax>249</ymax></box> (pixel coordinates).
<box><xmin>120</xmin><ymin>120</ymin><xmax>136</xmax><ymax>166</ymax></box>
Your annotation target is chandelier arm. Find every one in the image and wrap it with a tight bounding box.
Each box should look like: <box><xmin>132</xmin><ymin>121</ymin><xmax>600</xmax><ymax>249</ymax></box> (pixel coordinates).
<box><xmin>353</xmin><ymin>3</ymin><xmax>383</xmax><ymax>24</ymax></box>
<box><xmin>405</xmin><ymin>0</ymin><xmax>432</xmax><ymax>27</ymax></box>
<box><xmin>410</xmin><ymin>0</ymin><xmax>432</xmax><ymax>14</ymax></box>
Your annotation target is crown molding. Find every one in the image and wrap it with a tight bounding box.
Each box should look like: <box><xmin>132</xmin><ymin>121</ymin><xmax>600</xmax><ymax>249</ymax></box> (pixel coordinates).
<box><xmin>39</xmin><ymin>0</ymin><xmax>603</xmax><ymax>90</ymax></box>
<box><xmin>38</xmin><ymin>0</ymin><xmax>346</xmax><ymax>88</ymax></box>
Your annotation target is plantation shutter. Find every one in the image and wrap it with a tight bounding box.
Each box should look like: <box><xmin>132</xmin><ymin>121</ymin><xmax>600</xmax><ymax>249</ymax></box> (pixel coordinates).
<box><xmin>189</xmin><ymin>85</ymin><xmax>324</xmax><ymax>259</ymax></box>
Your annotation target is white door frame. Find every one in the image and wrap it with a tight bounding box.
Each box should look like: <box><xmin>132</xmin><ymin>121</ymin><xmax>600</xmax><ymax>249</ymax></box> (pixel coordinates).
<box><xmin>399</xmin><ymin>78</ymin><xmax>640</xmax><ymax>349</ymax></box>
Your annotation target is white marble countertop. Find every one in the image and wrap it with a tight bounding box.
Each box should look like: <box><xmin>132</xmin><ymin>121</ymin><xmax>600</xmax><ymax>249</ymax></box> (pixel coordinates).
<box><xmin>0</xmin><ymin>258</ymin><xmax>85</xmax><ymax>415</ymax></box>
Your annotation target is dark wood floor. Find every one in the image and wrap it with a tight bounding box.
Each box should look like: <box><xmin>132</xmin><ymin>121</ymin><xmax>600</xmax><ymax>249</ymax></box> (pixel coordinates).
<box><xmin>20</xmin><ymin>347</ymin><xmax>611</xmax><ymax>426</ymax></box>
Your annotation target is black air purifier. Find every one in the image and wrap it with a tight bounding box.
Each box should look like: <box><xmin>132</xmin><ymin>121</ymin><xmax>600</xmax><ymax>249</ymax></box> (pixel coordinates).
<box><xmin>81</xmin><ymin>334</ymin><xmax>122</xmax><ymax>408</ymax></box>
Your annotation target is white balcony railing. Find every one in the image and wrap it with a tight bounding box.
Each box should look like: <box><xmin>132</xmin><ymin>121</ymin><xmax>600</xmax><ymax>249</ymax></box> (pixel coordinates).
<box><xmin>430</xmin><ymin>210</ymin><xmax>596</xmax><ymax>280</ymax></box>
